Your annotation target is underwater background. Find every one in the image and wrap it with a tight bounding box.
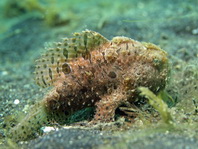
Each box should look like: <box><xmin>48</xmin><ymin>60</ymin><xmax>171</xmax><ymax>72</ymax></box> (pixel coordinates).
<box><xmin>0</xmin><ymin>0</ymin><xmax>197</xmax><ymax>148</ymax></box>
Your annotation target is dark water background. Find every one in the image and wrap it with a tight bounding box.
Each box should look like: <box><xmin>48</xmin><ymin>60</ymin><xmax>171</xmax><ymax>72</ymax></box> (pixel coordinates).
<box><xmin>0</xmin><ymin>0</ymin><xmax>197</xmax><ymax>148</ymax></box>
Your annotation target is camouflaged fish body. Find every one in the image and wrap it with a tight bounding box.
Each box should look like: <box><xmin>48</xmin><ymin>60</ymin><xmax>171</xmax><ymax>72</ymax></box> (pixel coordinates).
<box><xmin>35</xmin><ymin>30</ymin><xmax>109</xmax><ymax>87</ymax></box>
<box><xmin>34</xmin><ymin>30</ymin><xmax>169</xmax><ymax>122</ymax></box>
<box><xmin>7</xmin><ymin>30</ymin><xmax>170</xmax><ymax>142</ymax></box>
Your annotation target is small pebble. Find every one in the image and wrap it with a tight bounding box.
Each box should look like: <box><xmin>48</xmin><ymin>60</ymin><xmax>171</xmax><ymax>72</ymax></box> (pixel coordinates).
<box><xmin>14</xmin><ymin>99</ymin><xmax>20</xmax><ymax>104</ymax></box>
<box><xmin>192</xmin><ymin>28</ymin><xmax>198</xmax><ymax>35</ymax></box>
<box><xmin>0</xmin><ymin>71</ymin><xmax>8</xmax><ymax>76</ymax></box>
<box><xmin>42</xmin><ymin>126</ymin><xmax>57</xmax><ymax>133</ymax></box>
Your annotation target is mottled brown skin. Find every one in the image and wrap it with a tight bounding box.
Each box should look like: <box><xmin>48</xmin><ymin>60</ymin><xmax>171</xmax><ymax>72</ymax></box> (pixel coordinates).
<box><xmin>44</xmin><ymin>37</ymin><xmax>169</xmax><ymax>122</ymax></box>
<box><xmin>7</xmin><ymin>32</ymin><xmax>169</xmax><ymax>142</ymax></box>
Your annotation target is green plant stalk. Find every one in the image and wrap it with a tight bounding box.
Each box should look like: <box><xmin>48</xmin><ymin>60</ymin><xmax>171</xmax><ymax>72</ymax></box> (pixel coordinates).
<box><xmin>139</xmin><ymin>87</ymin><xmax>173</xmax><ymax>125</ymax></box>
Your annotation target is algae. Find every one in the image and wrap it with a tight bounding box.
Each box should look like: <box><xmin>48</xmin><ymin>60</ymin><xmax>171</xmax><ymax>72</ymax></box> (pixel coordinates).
<box><xmin>0</xmin><ymin>0</ymin><xmax>198</xmax><ymax>148</ymax></box>
<box><xmin>2</xmin><ymin>0</ymin><xmax>70</xmax><ymax>27</ymax></box>
<box><xmin>139</xmin><ymin>87</ymin><xmax>173</xmax><ymax>125</ymax></box>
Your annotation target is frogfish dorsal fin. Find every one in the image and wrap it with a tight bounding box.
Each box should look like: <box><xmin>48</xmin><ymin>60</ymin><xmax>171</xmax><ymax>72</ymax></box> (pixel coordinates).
<box><xmin>34</xmin><ymin>30</ymin><xmax>109</xmax><ymax>88</ymax></box>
